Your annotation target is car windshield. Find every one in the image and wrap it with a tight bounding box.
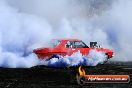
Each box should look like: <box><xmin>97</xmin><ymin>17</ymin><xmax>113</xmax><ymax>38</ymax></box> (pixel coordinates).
<box><xmin>49</xmin><ymin>39</ymin><xmax>60</xmax><ymax>47</ymax></box>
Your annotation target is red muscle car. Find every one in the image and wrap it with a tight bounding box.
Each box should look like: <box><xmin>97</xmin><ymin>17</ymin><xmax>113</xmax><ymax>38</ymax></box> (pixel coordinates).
<box><xmin>33</xmin><ymin>39</ymin><xmax>114</xmax><ymax>60</ymax></box>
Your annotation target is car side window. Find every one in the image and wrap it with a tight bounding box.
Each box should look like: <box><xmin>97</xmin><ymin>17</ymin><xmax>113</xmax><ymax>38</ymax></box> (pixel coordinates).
<box><xmin>73</xmin><ymin>41</ymin><xmax>88</xmax><ymax>48</ymax></box>
<box><xmin>66</xmin><ymin>41</ymin><xmax>88</xmax><ymax>48</ymax></box>
<box><xmin>66</xmin><ymin>41</ymin><xmax>73</xmax><ymax>48</ymax></box>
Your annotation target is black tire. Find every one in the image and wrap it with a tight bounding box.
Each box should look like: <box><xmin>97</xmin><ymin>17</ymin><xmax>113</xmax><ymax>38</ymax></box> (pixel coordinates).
<box><xmin>51</xmin><ymin>54</ymin><xmax>60</xmax><ymax>59</ymax></box>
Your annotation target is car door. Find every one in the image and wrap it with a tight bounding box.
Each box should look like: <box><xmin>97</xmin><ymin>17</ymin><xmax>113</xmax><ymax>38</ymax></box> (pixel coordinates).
<box><xmin>64</xmin><ymin>41</ymin><xmax>76</xmax><ymax>55</ymax></box>
<box><xmin>72</xmin><ymin>41</ymin><xmax>90</xmax><ymax>55</ymax></box>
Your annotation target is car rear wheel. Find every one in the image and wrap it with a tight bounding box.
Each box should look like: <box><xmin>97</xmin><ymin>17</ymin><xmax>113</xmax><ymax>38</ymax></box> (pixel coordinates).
<box><xmin>46</xmin><ymin>54</ymin><xmax>62</xmax><ymax>61</ymax></box>
<box><xmin>51</xmin><ymin>54</ymin><xmax>60</xmax><ymax>59</ymax></box>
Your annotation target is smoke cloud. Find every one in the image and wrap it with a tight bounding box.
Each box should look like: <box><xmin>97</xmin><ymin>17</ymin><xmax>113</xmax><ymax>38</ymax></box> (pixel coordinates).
<box><xmin>40</xmin><ymin>50</ymin><xmax>107</xmax><ymax>67</ymax></box>
<box><xmin>0</xmin><ymin>1</ymin><xmax>53</xmax><ymax>68</ymax></box>
<box><xmin>0</xmin><ymin>0</ymin><xmax>131</xmax><ymax>68</ymax></box>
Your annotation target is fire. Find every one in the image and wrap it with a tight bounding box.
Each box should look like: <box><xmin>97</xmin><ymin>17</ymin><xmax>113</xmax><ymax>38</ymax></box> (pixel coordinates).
<box><xmin>78</xmin><ymin>66</ymin><xmax>86</xmax><ymax>76</ymax></box>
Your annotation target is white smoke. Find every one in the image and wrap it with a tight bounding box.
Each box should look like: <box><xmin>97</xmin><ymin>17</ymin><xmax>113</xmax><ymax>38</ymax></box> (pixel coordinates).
<box><xmin>0</xmin><ymin>53</ymin><xmax>39</xmax><ymax>68</ymax></box>
<box><xmin>40</xmin><ymin>50</ymin><xmax>107</xmax><ymax>67</ymax></box>
<box><xmin>0</xmin><ymin>0</ymin><xmax>132</xmax><ymax>68</ymax></box>
<box><xmin>96</xmin><ymin>0</ymin><xmax>132</xmax><ymax>61</ymax></box>
<box><xmin>0</xmin><ymin>1</ymin><xmax>53</xmax><ymax>68</ymax></box>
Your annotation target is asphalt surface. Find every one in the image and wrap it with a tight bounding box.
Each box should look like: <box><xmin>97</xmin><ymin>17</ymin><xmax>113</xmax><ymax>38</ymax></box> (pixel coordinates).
<box><xmin>0</xmin><ymin>61</ymin><xmax>132</xmax><ymax>88</ymax></box>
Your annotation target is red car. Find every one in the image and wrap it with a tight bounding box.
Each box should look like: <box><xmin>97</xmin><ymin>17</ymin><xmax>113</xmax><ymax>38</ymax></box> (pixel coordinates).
<box><xmin>33</xmin><ymin>39</ymin><xmax>113</xmax><ymax>60</ymax></box>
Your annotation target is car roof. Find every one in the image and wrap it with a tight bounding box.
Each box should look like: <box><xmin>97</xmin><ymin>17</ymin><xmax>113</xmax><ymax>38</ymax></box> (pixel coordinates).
<box><xmin>52</xmin><ymin>39</ymin><xmax>81</xmax><ymax>42</ymax></box>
